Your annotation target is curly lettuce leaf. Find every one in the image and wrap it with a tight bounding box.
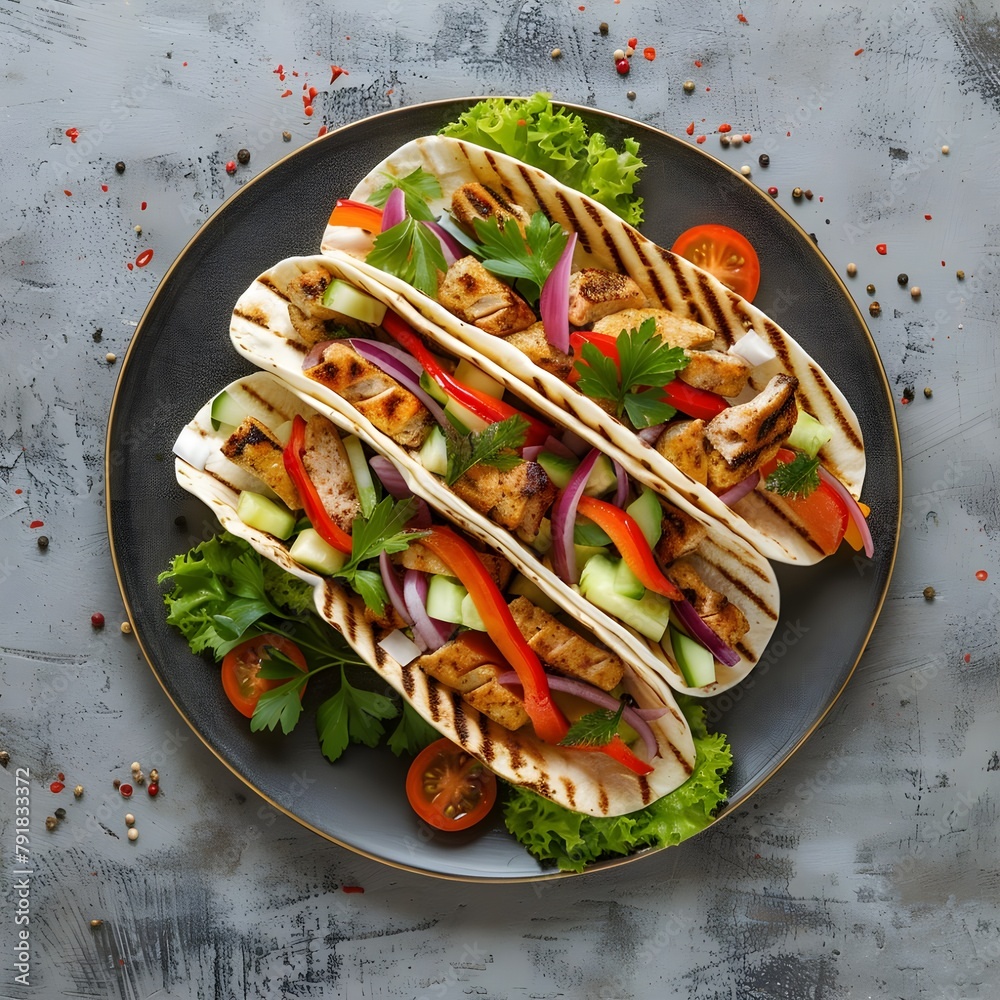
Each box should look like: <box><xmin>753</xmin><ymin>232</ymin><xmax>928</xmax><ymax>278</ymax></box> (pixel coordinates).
<box><xmin>502</xmin><ymin>699</ymin><xmax>732</xmax><ymax>872</ymax></box>
<box><xmin>439</xmin><ymin>93</ymin><xmax>645</xmax><ymax>226</ymax></box>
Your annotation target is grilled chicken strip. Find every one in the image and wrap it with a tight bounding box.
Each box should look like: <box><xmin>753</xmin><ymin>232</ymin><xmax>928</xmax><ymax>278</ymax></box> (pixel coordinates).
<box><xmin>503</xmin><ymin>322</ymin><xmax>574</xmax><ymax>380</ymax></box>
<box><xmin>704</xmin><ymin>373</ymin><xmax>799</xmax><ymax>491</ymax></box>
<box><xmin>566</xmin><ymin>269</ymin><xmax>647</xmax><ymax>326</ymax></box>
<box><xmin>304</xmin><ymin>340</ymin><xmax>434</xmax><ymax>449</ymax></box>
<box><xmin>592</xmin><ymin>307</ymin><xmax>717</xmax><ymax>350</ymax></box>
<box><xmin>654</xmin><ymin>419</ymin><xmax>709</xmax><ymax>487</ymax></box>
<box><xmin>655</xmin><ymin>502</ymin><xmax>709</xmax><ymax>566</ymax></box>
<box><xmin>451</xmin><ymin>459</ymin><xmax>558</xmax><ymax>542</ymax></box>
<box><xmin>395</xmin><ymin>540</ymin><xmax>514</xmax><ymax>590</ymax></box>
<box><xmin>221</xmin><ymin>416</ymin><xmax>302</xmax><ymax>510</ymax></box>
<box><xmin>507</xmin><ymin>596</ymin><xmax>626</xmax><ymax>692</ymax></box>
<box><xmin>437</xmin><ymin>256</ymin><xmax>537</xmax><ymax>337</ymax></box>
<box><xmin>666</xmin><ymin>559</ymin><xmax>750</xmax><ymax>649</ymax></box>
<box><xmin>450</xmin><ymin>182</ymin><xmax>532</xmax><ymax>237</ymax></box>
<box><xmin>286</xmin><ymin>268</ymin><xmax>354</xmax><ymax>347</ymax></box>
<box><xmin>678</xmin><ymin>349</ymin><xmax>753</xmax><ymax>397</ymax></box>
<box><xmin>300</xmin><ymin>414</ymin><xmax>360</xmax><ymax>532</ymax></box>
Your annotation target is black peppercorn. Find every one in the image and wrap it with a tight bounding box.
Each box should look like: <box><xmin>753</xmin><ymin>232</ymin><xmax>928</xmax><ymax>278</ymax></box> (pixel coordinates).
<box><xmin>237</xmin><ymin>148</ymin><xmax>250</xmax><ymax>165</ymax></box>
<box><xmin>897</xmin><ymin>273</ymin><xmax>909</xmax><ymax>286</ymax></box>
<box><xmin>37</xmin><ymin>535</ymin><xmax>49</xmax><ymax>550</ymax></box>
<box><xmin>115</xmin><ymin>161</ymin><xmax>126</xmax><ymax>174</ymax></box>
<box><xmin>758</xmin><ymin>153</ymin><xmax>769</xmax><ymax>167</ymax></box>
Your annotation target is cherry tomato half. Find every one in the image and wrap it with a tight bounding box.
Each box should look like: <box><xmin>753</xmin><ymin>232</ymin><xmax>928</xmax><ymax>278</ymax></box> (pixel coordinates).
<box><xmin>671</xmin><ymin>223</ymin><xmax>761</xmax><ymax>302</ymax></box>
<box><xmin>405</xmin><ymin>738</ymin><xmax>498</xmax><ymax>831</ymax></box>
<box><xmin>758</xmin><ymin>450</ymin><xmax>850</xmax><ymax>556</ymax></box>
<box><xmin>221</xmin><ymin>633</ymin><xmax>308</xmax><ymax>718</ymax></box>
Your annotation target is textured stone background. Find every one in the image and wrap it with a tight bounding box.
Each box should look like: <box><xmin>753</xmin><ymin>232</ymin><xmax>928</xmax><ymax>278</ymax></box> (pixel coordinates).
<box><xmin>1</xmin><ymin>1</ymin><xmax>998</xmax><ymax>997</ymax></box>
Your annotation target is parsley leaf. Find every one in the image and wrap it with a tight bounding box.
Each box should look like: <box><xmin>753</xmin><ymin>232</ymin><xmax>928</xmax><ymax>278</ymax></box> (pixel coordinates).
<box><xmin>386</xmin><ymin>702</ymin><xmax>442</xmax><ymax>757</ymax></box>
<box><xmin>573</xmin><ymin>317</ymin><xmax>689</xmax><ymax>428</ymax></box>
<box><xmin>367</xmin><ymin>217</ymin><xmax>447</xmax><ymax>297</ymax></box>
<box><xmin>250</xmin><ymin>672</ymin><xmax>309</xmax><ymax>736</ymax></box>
<box><xmin>315</xmin><ymin>667</ymin><xmax>400</xmax><ymax>763</ymax></box>
<box><xmin>369</xmin><ymin>167</ymin><xmax>442</xmax><ymax>221</ymax></box>
<box><xmin>764</xmin><ymin>452</ymin><xmax>821</xmax><ymax>498</ymax></box>
<box><xmin>558</xmin><ymin>702</ymin><xmax>626</xmax><ymax>748</ymax></box>
<box><xmin>444</xmin><ymin>414</ymin><xmax>529</xmax><ymax>486</ymax></box>
<box><xmin>470</xmin><ymin>211</ymin><xmax>567</xmax><ymax>305</ymax></box>
<box><xmin>331</xmin><ymin>495</ymin><xmax>425</xmax><ymax>616</ymax></box>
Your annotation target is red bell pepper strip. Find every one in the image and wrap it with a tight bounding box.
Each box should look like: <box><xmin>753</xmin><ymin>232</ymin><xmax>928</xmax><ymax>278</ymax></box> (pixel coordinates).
<box><xmin>328</xmin><ymin>198</ymin><xmax>384</xmax><ymax>231</ymax></box>
<box><xmin>282</xmin><ymin>414</ymin><xmax>354</xmax><ymax>554</ymax></box>
<box><xmin>577</xmin><ymin>734</ymin><xmax>654</xmax><ymax>776</ymax></box>
<box><xmin>381</xmin><ymin>311</ymin><xmax>552</xmax><ymax>447</ymax></box>
<box><xmin>575</xmin><ymin>495</ymin><xmax>684</xmax><ymax>601</ymax></box>
<box><xmin>570</xmin><ymin>330</ymin><xmax>730</xmax><ymax>420</ymax></box>
<box><xmin>416</xmin><ymin>525</ymin><xmax>568</xmax><ymax>745</ymax></box>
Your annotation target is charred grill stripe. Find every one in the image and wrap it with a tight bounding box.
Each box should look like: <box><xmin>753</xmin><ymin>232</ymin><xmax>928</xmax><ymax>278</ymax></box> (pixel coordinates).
<box><xmin>258</xmin><ymin>275</ymin><xmax>291</xmax><ymax>304</ymax></box>
<box><xmin>636</xmin><ymin>240</ymin><xmax>669</xmax><ymax>306</ymax></box>
<box><xmin>695</xmin><ymin>270</ymin><xmax>732</xmax><ymax>338</ymax></box>
<box><xmin>809</xmin><ymin>364</ymin><xmax>865</xmax><ymax>451</ymax></box>
<box><xmin>233</xmin><ymin>304</ymin><xmax>275</xmax><ymax>332</ymax></box>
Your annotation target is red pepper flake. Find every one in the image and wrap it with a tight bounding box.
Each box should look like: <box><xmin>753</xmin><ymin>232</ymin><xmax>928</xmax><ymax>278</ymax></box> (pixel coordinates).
<box><xmin>281</xmin><ymin>89</ymin><xmax>292</xmax><ymax>98</ymax></box>
<box><xmin>30</xmin><ymin>520</ymin><xmax>44</xmax><ymax>529</ymax></box>
<box><xmin>304</xmin><ymin>106</ymin><xmax>315</xmax><ymax>117</ymax></box>
<box><xmin>101</xmin><ymin>184</ymin><xmax>108</xmax><ymax>192</ymax></box>
<box><xmin>627</xmin><ymin>37</ymin><xmax>638</xmax><ymax>48</ymax></box>
<box><xmin>330</xmin><ymin>65</ymin><xmax>348</xmax><ymax>83</ymax></box>
<box><xmin>14</xmin><ymin>488</ymin><xmax>21</xmax><ymax>494</ymax></box>
<box><xmin>64</xmin><ymin>190</ymin><xmax>72</xmax><ymax>197</ymax></box>
<box><xmin>975</xmin><ymin>569</ymin><xmax>989</xmax><ymax>581</ymax></box>
<box><xmin>317</xmin><ymin>125</ymin><xmax>328</xmax><ymax>137</ymax></box>
<box><xmin>140</xmin><ymin>201</ymin><xmax>147</xmax><ymax>211</ymax></box>
<box><xmin>737</xmin><ymin>12</ymin><xmax>748</xmax><ymax>23</ymax></box>
<box><xmin>876</xmin><ymin>243</ymin><xmax>887</xmax><ymax>255</ymax></box>
<box><xmin>136</xmin><ymin>249</ymin><xmax>154</xmax><ymax>268</ymax></box>
<box><xmin>855</xmin><ymin>48</ymin><xmax>864</xmax><ymax>56</ymax></box>
<box><xmin>342</xmin><ymin>885</ymin><xmax>365</xmax><ymax>893</ymax></box>
<box><xmin>685</xmin><ymin>121</ymin><xmax>695</xmax><ymax>135</ymax></box>
<box><xmin>182</xmin><ymin>61</ymin><xmax>187</xmax><ymax>67</ymax></box>
<box><xmin>643</xmin><ymin>46</ymin><xmax>656</xmax><ymax>61</ymax></box>
<box><xmin>696</xmin><ymin>135</ymin><xmax>706</xmax><ymax>144</ymax></box>
<box><xmin>964</xmin><ymin>653</ymin><xmax>971</xmax><ymax>663</ymax></box>
<box><xmin>307</xmin><ymin>86</ymin><xmax>318</xmax><ymax>99</ymax></box>
<box><xmin>742</xmin><ymin>133</ymin><xmax>752</xmax><ymax>143</ymax></box>
<box><xmin>291</xmin><ymin>70</ymin><xmax>299</xmax><ymax>77</ymax></box>
<box><xmin>126</xmin><ymin>262</ymin><xmax>134</xmax><ymax>271</ymax></box>
<box><xmin>694</xmin><ymin>59</ymin><xmax>702</xmax><ymax>67</ymax></box>
<box><xmin>900</xmin><ymin>396</ymin><xmax>910</xmax><ymax>405</ymax></box>
<box><xmin>924</xmin><ymin>214</ymin><xmax>932</xmax><ymax>220</ymax></box>
<box><xmin>50</xmin><ymin>781</ymin><xmax>65</xmax><ymax>793</ymax></box>
<box><xmin>718</xmin><ymin>123</ymin><xmax>732</xmax><ymax>133</ymax></box>
<box><xmin>274</xmin><ymin>64</ymin><xmax>285</xmax><ymax>80</ymax></box>
<box><xmin>66</xmin><ymin>127</ymin><xmax>80</xmax><ymax>143</ymax></box>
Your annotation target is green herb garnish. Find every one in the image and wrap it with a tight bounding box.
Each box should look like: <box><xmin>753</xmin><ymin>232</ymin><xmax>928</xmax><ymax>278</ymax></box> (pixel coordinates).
<box><xmin>573</xmin><ymin>317</ymin><xmax>689</xmax><ymax>428</ymax></box>
<box><xmin>764</xmin><ymin>453</ymin><xmax>821</xmax><ymax>498</ymax></box>
<box><xmin>559</xmin><ymin>702</ymin><xmax>626</xmax><ymax>749</ymax></box>
<box><xmin>367</xmin><ymin>217</ymin><xmax>447</xmax><ymax>297</ymax></box>
<box><xmin>369</xmin><ymin>166</ymin><xmax>442</xmax><ymax>221</ymax></box>
<box><xmin>444</xmin><ymin>414</ymin><xmax>529</xmax><ymax>486</ymax></box>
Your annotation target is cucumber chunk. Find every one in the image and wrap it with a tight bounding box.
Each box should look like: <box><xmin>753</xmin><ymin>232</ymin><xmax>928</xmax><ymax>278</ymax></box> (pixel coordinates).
<box><xmin>507</xmin><ymin>573</ymin><xmax>560</xmax><ymax>613</ymax></box>
<box><xmin>668</xmin><ymin>625</ymin><xmax>717</xmax><ymax>687</ymax></box>
<box><xmin>425</xmin><ymin>575</ymin><xmax>468</xmax><ymax>625</ymax></box>
<box><xmin>578</xmin><ymin>554</ymin><xmax>673</xmax><ymax>641</ymax></box>
<box><xmin>787</xmin><ymin>408</ymin><xmax>833</xmax><ymax>458</ymax></box>
<box><xmin>459</xmin><ymin>592</ymin><xmax>487</xmax><ymax>631</ymax></box>
<box><xmin>536</xmin><ymin>451</ymin><xmax>617</xmax><ymax>496</ymax></box>
<box><xmin>417</xmin><ymin>424</ymin><xmax>449</xmax><ymax>476</ymax></box>
<box><xmin>210</xmin><ymin>390</ymin><xmax>246</xmax><ymax>431</ymax></box>
<box><xmin>613</xmin><ymin>558</ymin><xmax>646</xmax><ymax>600</ymax></box>
<box><xmin>320</xmin><ymin>278</ymin><xmax>388</xmax><ymax>325</ymax></box>
<box><xmin>236</xmin><ymin>490</ymin><xmax>296</xmax><ymax>540</ymax></box>
<box><xmin>454</xmin><ymin>359</ymin><xmax>504</xmax><ymax>398</ymax></box>
<box><xmin>419</xmin><ymin>371</ymin><xmax>449</xmax><ymax>405</ymax></box>
<box><xmin>626</xmin><ymin>487</ymin><xmax>663</xmax><ymax>548</ymax></box>
<box><xmin>289</xmin><ymin>527</ymin><xmax>349</xmax><ymax>575</ymax></box>
<box><xmin>342</xmin><ymin>434</ymin><xmax>377</xmax><ymax>516</ymax></box>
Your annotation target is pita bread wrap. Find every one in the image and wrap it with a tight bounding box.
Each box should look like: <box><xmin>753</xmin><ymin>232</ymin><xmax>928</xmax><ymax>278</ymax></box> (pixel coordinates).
<box><xmin>227</xmin><ymin>253</ymin><xmax>780</xmax><ymax>698</ymax></box>
<box><xmin>320</xmin><ymin>135</ymin><xmax>867</xmax><ymax>566</ymax></box>
<box><xmin>172</xmin><ymin>370</ymin><xmax>699</xmax><ymax>817</ymax></box>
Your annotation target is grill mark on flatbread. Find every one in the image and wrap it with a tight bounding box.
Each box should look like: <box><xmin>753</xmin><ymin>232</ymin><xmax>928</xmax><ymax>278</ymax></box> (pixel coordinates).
<box><xmin>258</xmin><ymin>274</ymin><xmax>290</xmax><ymax>304</ymax></box>
<box><xmin>233</xmin><ymin>304</ymin><xmax>272</xmax><ymax>331</ymax></box>
<box><xmin>400</xmin><ymin>659</ymin><xmax>416</xmax><ymax>699</ymax></box>
<box><xmin>810</xmin><ymin>364</ymin><xmax>865</xmax><ymax>451</ymax></box>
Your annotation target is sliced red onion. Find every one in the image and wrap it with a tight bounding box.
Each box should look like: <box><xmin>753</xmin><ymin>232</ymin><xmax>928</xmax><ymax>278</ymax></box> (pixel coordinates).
<box><xmin>302</xmin><ymin>339</ymin><xmax>335</xmax><ymax>370</ymax></box>
<box><xmin>718</xmin><ymin>470</ymin><xmax>760</xmax><ymax>507</ymax></box>
<box><xmin>369</xmin><ymin>454</ymin><xmax>411</xmax><ymax>498</ymax></box>
<box><xmin>348</xmin><ymin>339</ymin><xmax>451</xmax><ymax>429</ymax></box>
<box><xmin>521</xmin><ymin>445</ymin><xmax>545</xmax><ymax>461</ymax></box>
<box><xmin>550</xmin><ymin>447</ymin><xmax>601</xmax><ymax>585</ymax></box>
<box><xmin>539</xmin><ymin>231</ymin><xmax>577</xmax><ymax>353</ymax></box>
<box><xmin>818</xmin><ymin>466</ymin><xmax>874</xmax><ymax>558</ymax></box>
<box><xmin>636</xmin><ymin>423</ymin><xmax>666</xmax><ymax>445</ymax></box>
<box><xmin>379</xmin><ymin>551</ymin><xmax>415</xmax><ymax>630</ymax></box>
<box><xmin>496</xmin><ymin>670</ymin><xmax>662</xmax><ymax>760</ymax></box>
<box><xmin>611</xmin><ymin>458</ymin><xmax>628</xmax><ymax>508</ymax></box>
<box><xmin>542</xmin><ymin>434</ymin><xmax>576</xmax><ymax>459</ymax></box>
<box><xmin>421</xmin><ymin>220</ymin><xmax>462</xmax><ymax>266</ymax></box>
<box><xmin>560</xmin><ymin>427</ymin><xmax>591</xmax><ymax>456</ymax></box>
<box><xmin>403</xmin><ymin>570</ymin><xmax>453</xmax><ymax>651</ymax></box>
<box><xmin>672</xmin><ymin>598</ymin><xmax>741</xmax><ymax>668</ymax></box>
<box><xmin>381</xmin><ymin>186</ymin><xmax>406</xmax><ymax>231</ymax></box>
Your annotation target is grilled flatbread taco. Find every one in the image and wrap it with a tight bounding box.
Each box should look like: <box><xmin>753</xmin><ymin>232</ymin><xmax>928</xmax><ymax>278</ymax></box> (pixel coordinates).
<box><xmin>318</xmin><ymin>134</ymin><xmax>871</xmax><ymax>566</ymax></box>
<box><xmin>172</xmin><ymin>370</ymin><xmax>700</xmax><ymax>816</ymax></box>
<box><xmin>227</xmin><ymin>253</ymin><xmax>780</xmax><ymax>698</ymax></box>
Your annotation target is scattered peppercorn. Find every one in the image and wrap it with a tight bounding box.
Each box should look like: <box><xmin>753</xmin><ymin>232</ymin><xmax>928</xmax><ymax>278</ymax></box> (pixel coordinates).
<box><xmin>941</xmin><ymin>145</ymin><xmax>949</xmax><ymax>155</ymax></box>
<box><xmin>46</xmin><ymin>816</ymin><xmax>58</xmax><ymax>831</ymax></box>
<box><xmin>866</xmin><ymin>283</ymin><xmax>876</xmax><ymax>294</ymax></box>
<box><xmin>923</xmin><ymin>585</ymin><xmax>936</xmax><ymax>600</ymax></box>
<box><xmin>74</xmin><ymin>784</ymin><xmax>84</xmax><ymax>797</ymax></box>
<box><xmin>0</xmin><ymin>751</ymin><xmax>9</xmax><ymax>768</ymax></box>
<box><xmin>115</xmin><ymin>161</ymin><xmax>126</xmax><ymax>174</ymax></box>
<box><xmin>147</xmin><ymin>782</ymin><xmax>159</xmax><ymax>798</ymax></box>
<box><xmin>910</xmin><ymin>285</ymin><xmax>921</xmax><ymax>299</ymax></box>
<box><xmin>120</xmin><ymin>621</ymin><xmax>132</xmax><ymax>635</ymax></box>
<box><xmin>113</xmin><ymin>778</ymin><xmax>121</xmax><ymax>790</ymax></box>
<box><xmin>37</xmin><ymin>535</ymin><xmax>49</xmax><ymax>550</ymax></box>
<box><xmin>615</xmin><ymin>57</ymin><xmax>630</xmax><ymax>75</ymax></box>
<box><xmin>902</xmin><ymin>386</ymin><xmax>915</xmax><ymax>402</ymax></box>
<box><xmin>127</xmin><ymin>827</ymin><xmax>139</xmax><ymax>842</ymax></box>
<box><xmin>846</xmin><ymin>262</ymin><xmax>857</xmax><ymax>277</ymax></box>
<box><xmin>55</xmin><ymin>807</ymin><xmax>67</xmax><ymax>820</ymax></box>
<box><xmin>767</xmin><ymin>186</ymin><xmax>778</xmax><ymax>197</ymax></box>
<box><xmin>803</xmin><ymin>189</ymin><xmax>814</xmax><ymax>200</ymax></box>
<box><xmin>119</xmin><ymin>783</ymin><xmax>133</xmax><ymax>798</ymax></box>
<box><xmin>550</xmin><ymin>47</ymin><xmax>561</xmax><ymax>59</ymax></box>
<box><xmin>613</xmin><ymin>48</ymin><xmax>625</xmax><ymax>60</ymax></box>
<box><xmin>897</xmin><ymin>272</ymin><xmax>908</xmax><ymax>285</ymax></box>
<box><xmin>282</xmin><ymin>131</ymin><xmax>292</xmax><ymax>142</ymax></box>
<box><xmin>924</xmin><ymin>387</ymin><xmax>933</xmax><ymax>398</ymax></box>
<box><xmin>956</xmin><ymin>269</ymin><xmax>965</xmax><ymax>280</ymax></box>
<box><xmin>599</xmin><ymin>21</ymin><xmax>609</xmax><ymax>34</ymax></box>
<box><xmin>720</xmin><ymin>134</ymin><xmax>731</xmax><ymax>147</ymax></box>
<box><xmin>90</xmin><ymin>919</ymin><xmax>103</xmax><ymax>929</ymax></box>
<box><xmin>125</xmin><ymin>813</ymin><xmax>135</xmax><ymax>827</ymax></box>
<box><xmin>626</xmin><ymin>90</ymin><xmax>636</xmax><ymax>101</ymax></box>
<box><xmin>730</xmin><ymin>134</ymin><xmax>743</xmax><ymax>147</ymax></box>
<box><xmin>740</xmin><ymin>164</ymin><xmax>752</xmax><ymax>176</ymax></box>
<box><xmin>869</xmin><ymin>301</ymin><xmax>881</xmax><ymax>317</ymax></box>
<box><xmin>683</xmin><ymin>79</ymin><xmax>695</xmax><ymax>93</ymax></box>
<box><xmin>149</xmin><ymin>768</ymin><xmax>160</xmax><ymax>783</ymax></box>
<box><xmin>792</xmin><ymin>186</ymin><xmax>803</xmax><ymax>200</ymax></box>
<box><xmin>237</xmin><ymin>148</ymin><xmax>251</xmax><ymax>164</ymax></box>
<box><xmin>131</xmin><ymin>761</ymin><xmax>142</xmax><ymax>774</ymax></box>
<box><xmin>91</xmin><ymin>612</ymin><xmax>105</xmax><ymax>628</ymax></box>
<box><xmin>105</xmin><ymin>353</ymin><xmax>117</xmax><ymax>364</ymax></box>
<box><xmin>134</xmin><ymin>225</ymin><xmax>142</xmax><ymax>236</ymax></box>
<box><xmin>758</xmin><ymin>153</ymin><xmax>770</xmax><ymax>167</ymax></box>
<box><xmin>624</xmin><ymin>45</ymin><xmax>635</xmax><ymax>58</ymax></box>
<box><xmin>225</xmin><ymin>160</ymin><xmax>237</xmax><ymax>175</ymax></box>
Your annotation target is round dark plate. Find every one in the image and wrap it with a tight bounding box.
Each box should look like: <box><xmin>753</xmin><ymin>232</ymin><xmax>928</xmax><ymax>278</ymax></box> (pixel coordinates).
<box><xmin>106</xmin><ymin>98</ymin><xmax>901</xmax><ymax>881</ymax></box>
